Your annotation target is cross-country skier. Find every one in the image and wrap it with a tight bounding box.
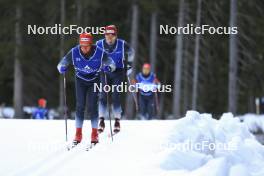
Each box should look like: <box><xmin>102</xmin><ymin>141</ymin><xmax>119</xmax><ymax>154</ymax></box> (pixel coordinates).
<box><xmin>57</xmin><ymin>33</ymin><xmax>116</xmax><ymax>145</ymax></box>
<box><xmin>96</xmin><ymin>25</ymin><xmax>134</xmax><ymax>133</ymax></box>
<box><xmin>32</xmin><ymin>98</ymin><xmax>48</xmax><ymax>119</ymax></box>
<box><xmin>134</xmin><ymin>63</ymin><xmax>160</xmax><ymax>120</ymax></box>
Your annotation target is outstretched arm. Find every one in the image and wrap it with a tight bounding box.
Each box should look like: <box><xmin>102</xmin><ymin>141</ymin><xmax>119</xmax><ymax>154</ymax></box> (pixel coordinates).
<box><xmin>57</xmin><ymin>50</ymin><xmax>72</xmax><ymax>74</ymax></box>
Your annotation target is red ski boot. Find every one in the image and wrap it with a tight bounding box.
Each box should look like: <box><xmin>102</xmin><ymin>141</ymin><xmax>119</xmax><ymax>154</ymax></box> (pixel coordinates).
<box><xmin>113</xmin><ymin>118</ymin><xmax>120</xmax><ymax>133</ymax></box>
<box><xmin>98</xmin><ymin>117</ymin><xmax>105</xmax><ymax>133</ymax></box>
<box><xmin>72</xmin><ymin>128</ymin><xmax>82</xmax><ymax>147</ymax></box>
<box><xmin>91</xmin><ymin>128</ymin><xmax>99</xmax><ymax>144</ymax></box>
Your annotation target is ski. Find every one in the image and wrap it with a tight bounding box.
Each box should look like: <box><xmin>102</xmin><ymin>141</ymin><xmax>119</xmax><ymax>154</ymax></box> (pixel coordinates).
<box><xmin>66</xmin><ymin>144</ymin><xmax>77</xmax><ymax>151</ymax></box>
<box><xmin>107</xmin><ymin>131</ymin><xmax>119</xmax><ymax>138</ymax></box>
<box><xmin>86</xmin><ymin>143</ymin><xmax>97</xmax><ymax>151</ymax></box>
<box><xmin>66</xmin><ymin>142</ymin><xmax>97</xmax><ymax>151</ymax></box>
<box><xmin>66</xmin><ymin>141</ymin><xmax>80</xmax><ymax>151</ymax></box>
<box><xmin>113</xmin><ymin>131</ymin><xmax>119</xmax><ymax>136</ymax></box>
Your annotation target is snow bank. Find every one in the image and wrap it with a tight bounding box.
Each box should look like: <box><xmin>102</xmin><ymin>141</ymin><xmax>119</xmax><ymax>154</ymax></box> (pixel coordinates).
<box><xmin>161</xmin><ymin>111</ymin><xmax>264</xmax><ymax>176</ymax></box>
<box><xmin>0</xmin><ymin>107</ymin><xmax>14</xmax><ymax>118</ymax></box>
<box><xmin>239</xmin><ymin>114</ymin><xmax>264</xmax><ymax>133</ymax></box>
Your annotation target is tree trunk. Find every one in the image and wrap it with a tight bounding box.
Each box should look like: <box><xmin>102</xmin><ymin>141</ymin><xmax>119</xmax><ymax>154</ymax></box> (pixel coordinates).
<box><xmin>158</xmin><ymin>60</ymin><xmax>169</xmax><ymax>119</ymax></box>
<box><xmin>191</xmin><ymin>0</ymin><xmax>202</xmax><ymax>110</ymax></box>
<box><xmin>76</xmin><ymin>0</ymin><xmax>82</xmax><ymax>25</ymax></box>
<box><xmin>182</xmin><ymin>1</ymin><xmax>190</xmax><ymax>113</ymax></box>
<box><xmin>59</xmin><ymin>0</ymin><xmax>65</xmax><ymax>118</ymax></box>
<box><xmin>149</xmin><ymin>11</ymin><xmax>157</xmax><ymax>72</ymax></box>
<box><xmin>228</xmin><ymin>0</ymin><xmax>238</xmax><ymax>114</ymax></box>
<box><xmin>130</xmin><ymin>3</ymin><xmax>139</xmax><ymax>70</ymax></box>
<box><xmin>183</xmin><ymin>37</ymin><xmax>190</xmax><ymax>112</ymax></box>
<box><xmin>173</xmin><ymin>0</ymin><xmax>185</xmax><ymax>118</ymax></box>
<box><xmin>125</xmin><ymin>2</ymin><xmax>139</xmax><ymax>119</ymax></box>
<box><xmin>14</xmin><ymin>3</ymin><xmax>23</xmax><ymax>118</ymax></box>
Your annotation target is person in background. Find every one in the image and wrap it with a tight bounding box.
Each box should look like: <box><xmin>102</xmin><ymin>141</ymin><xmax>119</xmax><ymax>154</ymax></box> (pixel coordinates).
<box><xmin>57</xmin><ymin>33</ymin><xmax>116</xmax><ymax>146</ymax></box>
<box><xmin>32</xmin><ymin>98</ymin><xmax>48</xmax><ymax>119</ymax></box>
<box><xmin>96</xmin><ymin>25</ymin><xmax>134</xmax><ymax>133</ymax></box>
<box><xmin>133</xmin><ymin>63</ymin><xmax>160</xmax><ymax>120</ymax></box>
<box><xmin>260</xmin><ymin>97</ymin><xmax>264</xmax><ymax>114</ymax></box>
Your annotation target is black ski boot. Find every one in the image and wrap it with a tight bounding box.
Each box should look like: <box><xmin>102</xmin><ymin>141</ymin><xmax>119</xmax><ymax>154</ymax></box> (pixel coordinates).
<box><xmin>113</xmin><ymin>118</ymin><xmax>120</xmax><ymax>133</ymax></box>
<box><xmin>72</xmin><ymin>140</ymin><xmax>81</xmax><ymax>148</ymax></box>
<box><xmin>98</xmin><ymin>117</ymin><xmax>105</xmax><ymax>133</ymax></box>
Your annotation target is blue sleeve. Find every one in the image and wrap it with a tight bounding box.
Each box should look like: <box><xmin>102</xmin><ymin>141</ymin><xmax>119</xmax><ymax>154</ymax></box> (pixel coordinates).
<box><xmin>124</xmin><ymin>41</ymin><xmax>135</xmax><ymax>68</ymax></box>
<box><xmin>102</xmin><ymin>52</ymin><xmax>116</xmax><ymax>72</ymax></box>
<box><xmin>32</xmin><ymin>108</ymin><xmax>40</xmax><ymax>119</ymax></box>
<box><xmin>32</xmin><ymin>110</ymin><xmax>36</xmax><ymax>119</ymax></box>
<box><xmin>44</xmin><ymin>109</ymin><xmax>49</xmax><ymax>119</ymax></box>
<box><xmin>57</xmin><ymin>49</ymin><xmax>73</xmax><ymax>71</ymax></box>
<box><xmin>136</xmin><ymin>74</ymin><xmax>140</xmax><ymax>82</ymax></box>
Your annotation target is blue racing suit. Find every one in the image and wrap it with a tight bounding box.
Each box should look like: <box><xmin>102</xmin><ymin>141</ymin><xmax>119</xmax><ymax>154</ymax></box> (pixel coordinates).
<box><xmin>136</xmin><ymin>72</ymin><xmax>158</xmax><ymax>120</ymax></box>
<box><xmin>57</xmin><ymin>45</ymin><xmax>116</xmax><ymax>128</ymax></box>
<box><xmin>96</xmin><ymin>39</ymin><xmax>134</xmax><ymax>119</ymax></box>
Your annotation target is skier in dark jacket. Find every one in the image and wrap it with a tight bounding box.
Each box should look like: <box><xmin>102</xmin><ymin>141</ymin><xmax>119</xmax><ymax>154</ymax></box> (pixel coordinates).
<box><xmin>134</xmin><ymin>63</ymin><xmax>160</xmax><ymax>120</ymax></box>
<box><xmin>96</xmin><ymin>25</ymin><xmax>134</xmax><ymax>133</ymax></box>
<box><xmin>57</xmin><ymin>33</ymin><xmax>116</xmax><ymax>145</ymax></box>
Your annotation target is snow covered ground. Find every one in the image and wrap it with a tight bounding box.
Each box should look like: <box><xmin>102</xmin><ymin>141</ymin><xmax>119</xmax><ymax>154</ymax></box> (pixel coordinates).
<box><xmin>1</xmin><ymin>111</ymin><xmax>264</xmax><ymax>176</ymax></box>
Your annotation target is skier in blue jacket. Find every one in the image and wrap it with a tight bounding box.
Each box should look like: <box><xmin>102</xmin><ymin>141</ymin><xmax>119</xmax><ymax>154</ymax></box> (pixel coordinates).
<box><xmin>96</xmin><ymin>25</ymin><xmax>134</xmax><ymax>133</ymax></box>
<box><xmin>57</xmin><ymin>33</ymin><xmax>116</xmax><ymax>145</ymax></box>
<box><xmin>134</xmin><ymin>63</ymin><xmax>160</xmax><ymax>120</ymax></box>
<box><xmin>32</xmin><ymin>98</ymin><xmax>48</xmax><ymax>119</ymax></box>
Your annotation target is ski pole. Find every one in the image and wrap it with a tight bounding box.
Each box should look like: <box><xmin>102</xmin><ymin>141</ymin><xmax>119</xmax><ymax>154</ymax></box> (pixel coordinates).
<box><xmin>127</xmin><ymin>76</ymin><xmax>139</xmax><ymax>112</ymax></box>
<box><xmin>154</xmin><ymin>91</ymin><xmax>160</xmax><ymax>116</ymax></box>
<box><xmin>63</xmin><ymin>74</ymin><xmax>68</xmax><ymax>143</ymax></box>
<box><xmin>104</xmin><ymin>73</ymin><xmax>113</xmax><ymax>141</ymax></box>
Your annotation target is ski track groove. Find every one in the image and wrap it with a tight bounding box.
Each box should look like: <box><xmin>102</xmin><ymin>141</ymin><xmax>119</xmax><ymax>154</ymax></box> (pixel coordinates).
<box><xmin>7</xmin><ymin>144</ymin><xmax>81</xmax><ymax>176</ymax></box>
<box><xmin>1</xmin><ymin>120</ymin><xmax>176</xmax><ymax>176</ymax></box>
<box><xmin>11</xmin><ymin>132</ymin><xmax>113</xmax><ymax>176</ymax></box>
